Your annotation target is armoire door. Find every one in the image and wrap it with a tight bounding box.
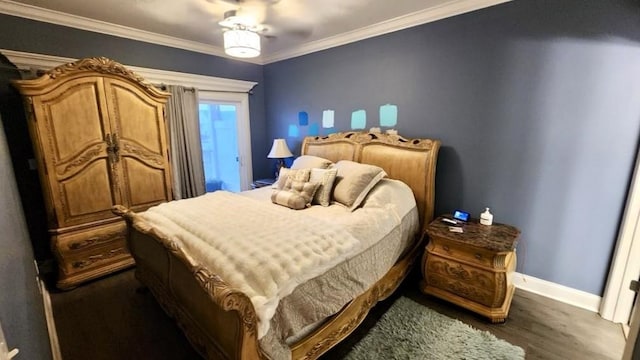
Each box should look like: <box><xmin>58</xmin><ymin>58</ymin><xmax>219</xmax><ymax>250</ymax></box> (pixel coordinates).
<box><xmin>103</xmin><ymin>78</ymin><xmax>172</xmax><ymax>212</ymax></box>
<box><xmin>30</xmin><ymin>76</ymin><xmax>120</xmax><ymax>228</ymax></box>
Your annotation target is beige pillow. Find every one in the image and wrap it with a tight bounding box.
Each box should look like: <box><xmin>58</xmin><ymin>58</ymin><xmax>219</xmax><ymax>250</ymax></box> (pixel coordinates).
<box><xmin>309</xmin><ymin>168</ymin><xmax>338</xmax><ymax>206</ymax></box>
<box><xmin>271</xmin><ymin>190</ymin><xmax>309</xmax><ymax>210</ymax></box>
<box><xmin>271</xmin><ymin>180</ymin><xmax>320</xmax><ymax>209</ymax></box>
<box><xmin>290</xmin><ymin>155</ymin><xmax>333</xmax><ymax>170</ymax></box>
<box><xmin>273</xmin><ymin>168</ymin><xmax>311</xmax><ymax>189</ymax></box>
<box><xmin>332</xmin><ymin>160</ymin><xmax>387</xmax><ymax>211</ymax></box>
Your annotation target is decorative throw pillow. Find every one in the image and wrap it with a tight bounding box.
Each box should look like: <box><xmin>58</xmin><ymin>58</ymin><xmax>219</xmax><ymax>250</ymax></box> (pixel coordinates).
<box><xmin>290</xmin><ymin>155</ymin><xmax>333</xmax><ymax>170</ymax></box>
<box><xmin>309</xmin><ymin>168</ymin><xmax>338</xmax><ymax>206</ymax></box>
<box><xmin>332</xmin><ymin>160</ymin><xmax>387</xmax><ymax>211</ymax></box>
<box><xmin>271</xmin><ymin>180</ymin><xmax>320</xmax><ymax>210</ymax></box>
<box><xmin>271</xmin><ymin>190</ymin><xmax>309</xmax><ymax>210</ymax></box>
<box><xmin>273</xmin><ymin>168</ymin><xmax>311</xmax><ymax>189</ymax></box>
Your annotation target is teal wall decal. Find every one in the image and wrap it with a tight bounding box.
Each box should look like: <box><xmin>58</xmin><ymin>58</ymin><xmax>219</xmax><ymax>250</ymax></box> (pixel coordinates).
<box><xmin>351</xmin><ymin>110</ymin><xmax>366</xmax><ymax>129</ymax></box>
<box><xmin>380</xmin><ymin>104</ymin><xmax>398</xmax><ymax>127</ymax></box>
<box><xmin>288</xmin><ymin>124</ymin><xmax>299</xmax><ymax>137</ymax></box>
<box><xmin>309</xmin><ymin>123</ymin><xmax>320</xmax><ymax>136</ymax></box>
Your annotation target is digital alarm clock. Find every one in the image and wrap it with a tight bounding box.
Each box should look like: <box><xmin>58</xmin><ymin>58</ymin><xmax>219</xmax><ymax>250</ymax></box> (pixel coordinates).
<box><xmin>452</xmin><ymin>210</ymin><xmax>470</xmax><ymax>222</ymax></box>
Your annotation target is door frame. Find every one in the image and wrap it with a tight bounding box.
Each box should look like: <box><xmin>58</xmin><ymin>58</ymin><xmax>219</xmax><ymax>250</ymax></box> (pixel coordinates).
<box><xmin>198</xmin><ymin>91</ymin><xmax>253</xmax><ymax>191</ymax></box>
<box><xmin>600</xmin><ymin>144</ymin><xmax>640</xmax><ymax>323</ymax></box>
<box><xmin>623</xmin><ymin>290</ymin><xmax>639</xmax><ymax>359</ymax></box>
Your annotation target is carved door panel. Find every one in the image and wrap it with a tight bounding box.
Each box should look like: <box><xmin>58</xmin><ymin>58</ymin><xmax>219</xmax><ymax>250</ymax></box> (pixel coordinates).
<box><xmin>103</xmin><ymin>78</ymin><xmax>172</xmax><ymax>212</ymax></box>
<box><xmin>31</xmin><ymin>76</ymin><xmax>121</xmax><ymax>228</ymax></box>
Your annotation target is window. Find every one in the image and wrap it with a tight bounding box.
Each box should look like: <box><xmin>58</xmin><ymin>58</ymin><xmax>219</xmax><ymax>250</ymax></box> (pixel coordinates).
<box><xmin>198</xmin><ymin>91</ymin><xmax>252</xmax><ymax>192</ymax></box>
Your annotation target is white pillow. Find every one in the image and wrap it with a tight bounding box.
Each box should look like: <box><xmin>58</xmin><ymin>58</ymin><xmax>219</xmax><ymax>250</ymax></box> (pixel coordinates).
<box><xmin>332</xmin><ymin>160</ymin><xmax>387</xmax><ymax>211</ymax></box>
<box><xmin>290</xmin><ymin>155</ymin><xmax>333</xmax><ymax>170</ymax></box>
<box><xmin>309</xmin><ymin>168</ymin><xmax>338</xmax><ymax>207</ymax></box>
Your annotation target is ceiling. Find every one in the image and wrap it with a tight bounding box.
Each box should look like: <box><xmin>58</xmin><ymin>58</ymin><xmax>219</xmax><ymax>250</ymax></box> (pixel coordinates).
<box><xmin>0</xmin><ymin>0</ymin><xmax>509</xmax><ymax>64</ymax></box>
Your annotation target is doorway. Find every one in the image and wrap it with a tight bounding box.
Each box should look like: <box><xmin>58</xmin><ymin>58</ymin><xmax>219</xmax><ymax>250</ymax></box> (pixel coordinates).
<box><xmin>198</xmin><ymin>91</ymin><xmax>252</xmax><ymax>192</ymax></box>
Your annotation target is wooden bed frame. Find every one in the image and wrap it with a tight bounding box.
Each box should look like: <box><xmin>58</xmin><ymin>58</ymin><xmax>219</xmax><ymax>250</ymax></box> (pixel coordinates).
<box><xmin>113</xmin><ymin>131</ymin><xmax>440</xmax><ymax>359</ymax></box>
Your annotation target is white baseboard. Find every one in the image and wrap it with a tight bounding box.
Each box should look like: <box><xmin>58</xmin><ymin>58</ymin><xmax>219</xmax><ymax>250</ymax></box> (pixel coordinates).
<box><xmin>39</xmin><ymin>277</ymin><xmax>61</xmax><ymax>360</ymax></box>
<box><xmin>35</xmin><ymin>259</ymin><xmax>61</xmax><ymax>360</ymax></box>
<box><xmin>513</xmin><ymin>272</ymin><xmax>601</xmax><ymax>313</ymax></box>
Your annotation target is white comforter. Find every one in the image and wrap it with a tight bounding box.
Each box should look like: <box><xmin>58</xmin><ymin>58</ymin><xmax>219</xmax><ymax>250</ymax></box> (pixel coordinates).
<box><xmin>138</xmin><ymin>191</ymin><xmax>362</xmax><ymax>338</ymax></box>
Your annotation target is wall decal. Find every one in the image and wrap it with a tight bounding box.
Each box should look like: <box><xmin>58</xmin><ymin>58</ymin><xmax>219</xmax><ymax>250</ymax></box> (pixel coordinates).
<box><xmin>322</xmin><ymin>110</ymin><xmax>335</xmax><ymax>128</ymax></box>
<box><xmin>309</xmin><ymin>123</ymin><xmax>320</xmax><ymax>136</ymax></box>
<box><xmin>288</xmin><ymin>124</ymin><xmax>299</xmax><ymax>138</ymax></box>
<box><xmin>351</xmin><ymin>110</ymin><xmax>366</xmax><ymax>130</ymax></box>
<box><xmin>379</xmin><ymin>104</ymin><xmax>398</xmax><ymax>127</ymax></box>
<box><xmin>298</xmin><ymin>111</ymin><xmax>309</xmax><ymax>126</ymax></box>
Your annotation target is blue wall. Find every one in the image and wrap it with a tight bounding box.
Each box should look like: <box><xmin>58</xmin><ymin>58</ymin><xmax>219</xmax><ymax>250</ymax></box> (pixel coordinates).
<box><xmin>264</xmin><ymin>0</ymin><xmax>640</xmax><ymax>295</ymax></box>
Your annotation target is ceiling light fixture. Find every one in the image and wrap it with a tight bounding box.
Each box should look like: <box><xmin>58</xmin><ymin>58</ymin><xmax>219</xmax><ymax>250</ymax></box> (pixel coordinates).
<box><xmin>223</xmin><ymin>26</ymin><xmax>261</xmax><ymax>58</ymax></box>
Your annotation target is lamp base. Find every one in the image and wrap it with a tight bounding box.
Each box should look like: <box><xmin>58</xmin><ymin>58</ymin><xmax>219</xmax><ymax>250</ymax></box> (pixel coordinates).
<box><xmin>275</xmin><ymin>159</ymin><xmax>285</xmax><ymax>179</ymax></box>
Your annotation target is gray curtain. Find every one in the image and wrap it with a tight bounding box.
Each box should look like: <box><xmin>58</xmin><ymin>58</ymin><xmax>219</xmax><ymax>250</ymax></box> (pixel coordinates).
<box><xmin>165</xmin><ymin>85</ymin><xmax>206</xmax><ymax>199</ymax></box>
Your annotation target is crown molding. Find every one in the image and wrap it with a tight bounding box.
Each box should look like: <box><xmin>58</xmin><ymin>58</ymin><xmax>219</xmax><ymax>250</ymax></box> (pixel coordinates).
<box><xmin>262</xmin><ymin>0</ymin><xmax>511</xmax><ymax>64</ymax></box>
<box><xmin>1</xmin><ymin>49</ymin><xmax>257</xmax><ymax>92</ymax></box>
<box><xmin>0</xmin><ymin>0</ymin><xmax>509</xmax><ymax>65</ymax></box>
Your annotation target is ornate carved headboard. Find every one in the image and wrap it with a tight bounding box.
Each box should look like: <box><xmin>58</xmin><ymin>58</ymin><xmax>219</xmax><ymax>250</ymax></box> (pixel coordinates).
<box><xmin>301</xmin><ymin>132</ymin><xmax>441</xmax><ymax>233</ymax></box>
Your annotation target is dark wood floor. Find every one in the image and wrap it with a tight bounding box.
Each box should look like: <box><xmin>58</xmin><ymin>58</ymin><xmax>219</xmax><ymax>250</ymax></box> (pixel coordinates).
<box><xmin>50</xmin><ymin>268</ymin><xmax>625</xmax><ymax>360</ymax></box>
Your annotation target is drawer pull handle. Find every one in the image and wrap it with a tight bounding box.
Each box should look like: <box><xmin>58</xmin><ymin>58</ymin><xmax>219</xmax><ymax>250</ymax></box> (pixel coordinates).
<box><xmin>475</xmin><ymin>254</ymin><xmax>482</xmax><ymax>260</ymax></box>
<box><xmin>443</xmin><ymin>245</ymin><xmax>450</xmax><ymax>251</ymax></box>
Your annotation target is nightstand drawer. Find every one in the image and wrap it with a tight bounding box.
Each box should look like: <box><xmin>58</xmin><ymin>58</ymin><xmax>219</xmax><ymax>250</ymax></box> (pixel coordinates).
<box><xmin>425</xmin><ymin>255</ymin><xmax>496</xmax><ymax>290</ymax></box>
<box><xmin>430</xmin><ymin>241</ymin><xmax>494</xmax><ymax>268</ymax></box>
<box><xmin>426</xmin><ymin>271</ymin><xmax>496</xmax><ymax>307</ymax></box>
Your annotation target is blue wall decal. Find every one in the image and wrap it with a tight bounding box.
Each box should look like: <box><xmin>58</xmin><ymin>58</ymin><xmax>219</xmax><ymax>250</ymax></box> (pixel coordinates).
<box><xmin>351</xmin><ymin>110</ymin><xmax>366</xmax><ymax>130</ymax></box>
<box><xmin>380</xmin><ymin>104</ymin><xmax>398</xmax><ymax>127</ymax></box>
<box><xmin>288</xmin><ymin>124</ymin><xmax>299</xmax><ymax>138</ymax></box>
<box><xmin>298</xmin><ymin>111</ymin><xmax>309</xmax><ymax>126</ymax></box>
<box><xmin>322</xmin><ymin>110</ymin><xmax>335</xmax><ymax>128</ymax></box>
<box><xmin>308</xmin><ymin>123</ymin><xmax>320</xmax><ymax>136</ymax></box>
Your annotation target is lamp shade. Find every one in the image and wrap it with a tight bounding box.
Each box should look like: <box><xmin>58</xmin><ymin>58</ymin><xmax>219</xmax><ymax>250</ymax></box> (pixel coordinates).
<box><xmin>224</xmin><ymin>28</ymin><xmax>260</xmax><ymax>58</ymax></box>
<box><xmin>267</xmin><ymin>139</ymin><xmax>293</xmax><ymax>159</ymax></box>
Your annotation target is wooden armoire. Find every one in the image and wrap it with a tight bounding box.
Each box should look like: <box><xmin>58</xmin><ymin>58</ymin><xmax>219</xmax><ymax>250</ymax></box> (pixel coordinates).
<box><xmin>13</xmin><ymin>57</ymin><xmax>173</xmax><ymax>289</ymax></box>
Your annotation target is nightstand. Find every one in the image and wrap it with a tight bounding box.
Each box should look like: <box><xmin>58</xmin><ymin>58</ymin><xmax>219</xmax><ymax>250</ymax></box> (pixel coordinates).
<box><xmin>420</xmin><ymin>215</ymin><xmax>520</xmax><ymax>323</ymax></box>
<box><xmin>251</xmin><ymin>178</ymin><xmax>275</xmax><ymax>189</ymax></box>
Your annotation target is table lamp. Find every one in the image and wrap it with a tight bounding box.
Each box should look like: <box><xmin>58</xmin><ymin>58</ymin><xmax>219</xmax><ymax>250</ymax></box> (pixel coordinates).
<box><xmin>267</xmin><ymin>138</ymin><xmax>293</xmax><ymax>178</ymax></box>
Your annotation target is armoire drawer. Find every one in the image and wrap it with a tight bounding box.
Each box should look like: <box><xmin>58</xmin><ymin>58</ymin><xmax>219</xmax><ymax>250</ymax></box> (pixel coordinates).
<box><xmin>56</xmin><ymin>221</ymin><xmax>128</xmax><ymax>254</ymax></box>
<box><xmin>53</xmin><ymin>221</ymin><xmax>132</xmax><ymax>276</ymax></box>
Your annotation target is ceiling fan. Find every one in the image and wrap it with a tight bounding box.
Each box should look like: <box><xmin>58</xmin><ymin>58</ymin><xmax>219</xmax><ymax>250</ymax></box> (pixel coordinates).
<box><xmin>212</xmin><ymin>0</ymin><xmax>313</xmax><ymax>58</ymax></box>
<box><xmin>217</xmin><ymin>9</ymin><xmax>264</xmax><ymax>58</ymax></box>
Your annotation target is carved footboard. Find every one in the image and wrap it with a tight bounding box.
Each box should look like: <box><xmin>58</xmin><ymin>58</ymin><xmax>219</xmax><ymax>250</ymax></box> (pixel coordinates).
<box><xmin>113</xmin><ymin>205</ymin><xmax>266</xmax><ymax>360</ymax></box>
<box><xmin>113</xmin><ymin>204</ymin><xmax>424</xmax><ymax>360</ymax></box>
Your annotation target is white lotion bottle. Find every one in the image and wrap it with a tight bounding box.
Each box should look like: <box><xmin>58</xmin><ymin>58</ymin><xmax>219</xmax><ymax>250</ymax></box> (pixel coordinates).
<box><xmin>480</xmin><ymin>207</ymin><xmax>493</xmax><ymax>226</ymax></box>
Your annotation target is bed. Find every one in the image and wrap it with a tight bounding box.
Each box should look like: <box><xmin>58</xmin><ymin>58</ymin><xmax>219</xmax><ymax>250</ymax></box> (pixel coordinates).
<box><xmin>112</xmin><ymin>131</ymin><xmax>440</xmax><ymax>359</ymax></box>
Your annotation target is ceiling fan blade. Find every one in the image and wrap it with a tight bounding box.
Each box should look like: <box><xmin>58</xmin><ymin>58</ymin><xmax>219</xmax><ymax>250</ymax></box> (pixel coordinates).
<box><xmin>260</xmin><ymin>2</ymin><xmax>314</xmax><ymax>39</ymax></box>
